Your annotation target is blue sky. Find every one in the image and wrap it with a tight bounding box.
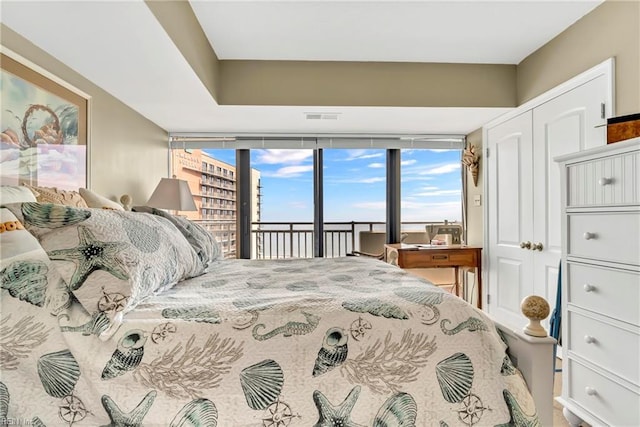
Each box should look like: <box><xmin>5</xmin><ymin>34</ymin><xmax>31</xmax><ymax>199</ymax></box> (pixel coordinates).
<box><xmin>205</xmin><ymin>149</ymin><xmax>462</xmax><ymax>223</ymax></box>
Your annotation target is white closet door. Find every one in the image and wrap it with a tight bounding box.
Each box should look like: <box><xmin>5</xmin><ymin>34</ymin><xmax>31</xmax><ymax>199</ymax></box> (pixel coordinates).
<box><xmin>487</xmin><ymin>111</ymin><xmax>534</xmax><ymax>328</ymax></box>
<box><xmin>532</xmin><ymin>75</ymin><xmax>608</xmax><ymax>328</ymax></box>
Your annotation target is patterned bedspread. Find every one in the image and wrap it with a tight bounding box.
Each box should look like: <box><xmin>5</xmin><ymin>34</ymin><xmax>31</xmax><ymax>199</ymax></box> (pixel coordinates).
<box><xmin>1</xmin><ymin>256</ymin><xmax>540</xmax><ymax>426</ymax></box>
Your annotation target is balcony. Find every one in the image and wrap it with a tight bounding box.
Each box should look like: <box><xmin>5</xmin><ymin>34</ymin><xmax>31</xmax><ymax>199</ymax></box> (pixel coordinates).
<box><xmin>193</xmin><ymin>220</ymin><xmax>449</xmax><ymax>259</ymax></box>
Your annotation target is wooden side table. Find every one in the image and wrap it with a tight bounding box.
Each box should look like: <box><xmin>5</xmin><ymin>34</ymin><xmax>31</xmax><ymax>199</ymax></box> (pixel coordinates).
<box><xmin>384</xmin><ymin>243</ymin><xmax>483</xmax><ymax>309</ymax></box>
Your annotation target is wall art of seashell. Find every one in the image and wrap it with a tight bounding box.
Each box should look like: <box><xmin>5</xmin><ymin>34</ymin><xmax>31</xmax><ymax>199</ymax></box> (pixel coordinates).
<box><xmin>435</xmin><ymin>353</ymin><xmax>474</xmax><ymax>404</ymax></box>
<box><xmin>170</xmin><ymin>398</ymin><xmax>218</xmax><ymax>427</ymax></box>
<box><xmin>312</xmin><ymin>328</ymin><xmax>348</xmax><ymax>377</ymax></box>
<box><xmin>0</xmin><ymin>382</ymin><xmax>8</xmax><ymax>419</ymax></box>
<box><xmin>342</xmin><ymin>298</ymin><xmax>409</xmax><ymax>320</ymax></box>
<box><xmin>21</xmin><ymin>202</ymin><xmax>91</xmax><ymax>228</ymax></box>
<box><xmin>37</xmin><ymin>349</ymin><xmax>80</xmax><ymax>398</ymax></box>
<box><xmin>240</xmin><ymin>359</ymin><xmax>284</xmax><ymax>410</ymax></box>
<box><xmin>1</xmin><ymin>260</ymin><xmax>48</xmax><ymax>307</ymax></box>
<box><xmin>373</xmin><ymin>392</ymin><xmax>417</xmax><ymax>427</ymax></box>
<box><xmin>122</xmin><ymin>216</ymin><xmax>161</xmax><ymax>253</ymax></box>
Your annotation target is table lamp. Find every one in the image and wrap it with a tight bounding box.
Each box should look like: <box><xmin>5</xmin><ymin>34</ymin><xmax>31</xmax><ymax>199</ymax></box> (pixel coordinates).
<box><xmin>147</xmin><ymin>177</ymin><xmax>197</xmax><ymax>213</ymax></box>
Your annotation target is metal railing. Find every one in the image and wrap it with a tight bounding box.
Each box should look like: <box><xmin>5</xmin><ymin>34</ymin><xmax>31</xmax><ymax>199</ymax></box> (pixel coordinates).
<box><xmin>194</xmin><ymin>220</ymin><xmax>449</xmax><ymax>259</ymax></box>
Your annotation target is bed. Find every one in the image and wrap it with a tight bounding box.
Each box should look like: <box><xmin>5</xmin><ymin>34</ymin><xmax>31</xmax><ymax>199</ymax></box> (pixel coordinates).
<box><xmin>0</xmin><ymin>202</ymin><xmax>554</xmax><ymax>426</ymax></box>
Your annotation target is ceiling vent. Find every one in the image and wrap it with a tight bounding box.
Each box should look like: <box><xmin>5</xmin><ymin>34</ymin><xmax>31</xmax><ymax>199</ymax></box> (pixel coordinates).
<box><xmin>305</xmin><ymin>112</ymin><xmax>340</xmax><ymax>120</ymax></box>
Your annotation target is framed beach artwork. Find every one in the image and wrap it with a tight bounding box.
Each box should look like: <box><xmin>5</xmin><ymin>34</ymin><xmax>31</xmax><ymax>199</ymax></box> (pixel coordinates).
<box><xmin>1</xmin><ymin>53</ymin><xmax>88</xmax><ymax>189</ymax></box>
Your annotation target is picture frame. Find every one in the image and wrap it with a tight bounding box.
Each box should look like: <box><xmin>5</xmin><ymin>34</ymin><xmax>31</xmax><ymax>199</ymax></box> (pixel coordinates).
<box><xmin>1</xmin><ymin>52</ymin><xmax>88</xmax><ymax>190</ymax></box>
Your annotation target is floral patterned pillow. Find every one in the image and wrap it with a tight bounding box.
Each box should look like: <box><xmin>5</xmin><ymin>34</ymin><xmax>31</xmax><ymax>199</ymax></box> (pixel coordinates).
<box><xmin>22</xmin><ymin>184</ymin><xmax>88</xmax><ymax>207</ymax></box>
<box><xmin>5</xmin><ymin>202</ymin><xmax>205</xmax><ymax>339</ymax></box>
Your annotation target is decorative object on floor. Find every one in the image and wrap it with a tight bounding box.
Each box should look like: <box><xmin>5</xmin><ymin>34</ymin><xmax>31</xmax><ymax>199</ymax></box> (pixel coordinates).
<box><xmin>462</xmin><ymin>144</ymin><xmax>480</xmax><ymax>187</ymax></box>
<box><xmin>521</xmin><ymin>295</ymin><xmax>550</xmax><ymax>337</ymax></box>
<box><xmin>147</xmin><ymin>177</ymin><xmax>196</xmax><ymax>213</ymax></box>
<box><xmin>0</xmin><ymin>53</ymin><xmax>88</xmax><ymax>189</ymax></box>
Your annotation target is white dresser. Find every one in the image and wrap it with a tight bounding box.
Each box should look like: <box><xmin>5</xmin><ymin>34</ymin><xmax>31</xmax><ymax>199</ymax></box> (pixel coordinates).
<box><xmin>555</xmin><ymin>137</ymin><xmax>640</xmax><ymax>427</ymax></box>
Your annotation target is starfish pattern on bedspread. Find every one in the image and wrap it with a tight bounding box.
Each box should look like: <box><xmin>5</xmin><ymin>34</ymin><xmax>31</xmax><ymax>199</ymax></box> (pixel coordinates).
<box><xmin>47</xmin><ymin>225</ymin><xmax>128</xmax><ymax>290</ymax></box>
<box><xmin>101</xmin><ymin>390</ymin><xmax>156</xmax><ymax>427</ymax></box>
<box><xmin>313</xmin><ymin>386</ymin><xmax>366</xmax><ymax>427</ymax></box>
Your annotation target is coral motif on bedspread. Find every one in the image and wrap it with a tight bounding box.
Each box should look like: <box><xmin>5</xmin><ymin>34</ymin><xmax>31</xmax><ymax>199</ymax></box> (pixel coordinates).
<box><xmin>1</xmin><ymin>244</ymin><xmax>541</xmax><ymax>425</ymax></box>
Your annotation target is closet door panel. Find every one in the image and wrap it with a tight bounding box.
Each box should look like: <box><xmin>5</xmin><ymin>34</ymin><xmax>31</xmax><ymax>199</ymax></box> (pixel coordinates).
<box><xmin>487</xmin><ymin>111</ymin><xmax>534</xmax><ymax>329</ymax></box>
<box><xmin>531</xmin><ymin>75</ymin><xmax>608</xmax><ymax>323</ymax></box>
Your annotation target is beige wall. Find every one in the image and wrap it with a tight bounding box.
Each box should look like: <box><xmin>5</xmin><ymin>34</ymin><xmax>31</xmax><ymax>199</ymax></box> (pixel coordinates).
<box><xmin>464</xmin><ymin>129</ymin><xmax>483</xmax><ymax>246</ymax></box>
<box><xmin>517</xmin><ymin>0</ymin><xmax>640</xmax><ymax>116</ymax></box>
<box><xmin>1</xmin><ymin>25</ymin><xmax>168</xmax><ymax>206</ymax></box>
<box><xmin>220</xmin><ymin>61</ymin><xmax>516</xmax><ymax>107</ymax></box>
<box><xmin>146</xmin><ymin>0</ymin><xmax>220</xmax><ymax>102</ymax></box>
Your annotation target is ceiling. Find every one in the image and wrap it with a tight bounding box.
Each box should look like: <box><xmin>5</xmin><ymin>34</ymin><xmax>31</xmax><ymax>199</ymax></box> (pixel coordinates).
<box><xmin>1</xmin><ymin>0</ymin><xmax>603</xmax><ymax>136</ymax></box>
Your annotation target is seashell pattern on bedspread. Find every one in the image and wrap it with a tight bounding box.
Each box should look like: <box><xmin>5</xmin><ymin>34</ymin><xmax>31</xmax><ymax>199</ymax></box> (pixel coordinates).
<box><xmin>0</xmin><ymin>254</ymin><xmax>540</xmax><ymax>425</ymax></box>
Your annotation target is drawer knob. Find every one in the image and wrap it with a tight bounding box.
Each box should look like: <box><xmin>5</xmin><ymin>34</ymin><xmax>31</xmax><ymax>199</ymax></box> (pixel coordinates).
<box><xmin>583</xmin><ymin>284</ymin><xmax>595</xmax><ymax>292</ymax></box>
<box><xmin>584</xmin><ymin>335</ymin><xmax>596</xmax><ymax>344</ymax></box>
<box><xmin>583</xmin><ymin>232</ymin><xmax>596</xmax><ymax>240</ymax></box>
<box><xmin>585</xmin><ymin>387</ymin><xmax>597</xmax><ymax>396</ymax></box>
<box><xmin>520</xmin><ymin>241</ymin><xmax>532</xmax><ymax>249</ymax></box>
<box><xmin>598</xmin><ymin>177</ymin><xmax>613</xmax><ymax>186</ymax></box>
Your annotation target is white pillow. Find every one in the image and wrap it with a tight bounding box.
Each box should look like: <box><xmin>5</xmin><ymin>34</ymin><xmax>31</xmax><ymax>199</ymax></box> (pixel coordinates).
<box><xmin>79</xmin><ymin>188</ymin><xmax>124</xmax><ymax>210</ymax></box>
<box><xmin>0</xmin><ymin>185</ymin><xmax>38</xmax><ymax>204</ymax></box>
<box><xmin>0</xmin><ymin>207</ymin><xmax>49</xmax><ymax>269</ymax></box>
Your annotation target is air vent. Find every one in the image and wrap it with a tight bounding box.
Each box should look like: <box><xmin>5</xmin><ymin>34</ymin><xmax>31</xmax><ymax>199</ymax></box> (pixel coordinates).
<box><xmin>305</xmin><ymin>112</ymin><xmax>340</xmax><ymax>120</ymax></box>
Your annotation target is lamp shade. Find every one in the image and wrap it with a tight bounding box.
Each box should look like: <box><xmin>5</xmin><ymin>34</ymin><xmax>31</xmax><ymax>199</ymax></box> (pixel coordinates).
<box><xmin>147</xmin><ymin>178</ymin><xmax>197</xmax><ymax>211</ymax></box>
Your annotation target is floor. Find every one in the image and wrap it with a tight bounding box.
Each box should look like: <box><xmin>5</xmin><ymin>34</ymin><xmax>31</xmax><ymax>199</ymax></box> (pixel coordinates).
<box><xmin>554</xmin><ymin>359</ymin><xmax>569</xmax><ymax>427</ymax></box>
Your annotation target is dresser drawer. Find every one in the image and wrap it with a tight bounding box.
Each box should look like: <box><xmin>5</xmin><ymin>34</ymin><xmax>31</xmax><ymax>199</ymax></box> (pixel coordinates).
<box><xmin>567</xmin><ymin>263</ymin><xmax>640</xmax><ymax>325</ymax></box>
<box><xmin>567</xmin><ymin>149</ymin><xmax>640</xmax><ymax>207</ymax></box>
<box><xmin>568</xmin><ymin>212</ymin><xmax>640</xmax><ymax>266</ymax></box>
<box><xmin>567</xmin><ymin>359</ymin><xmax>640</xmax><ymax>427</ymax></box>
<box><xmin>567</xmin><ymin>311</ymin><xmax>639</xmax><ymax>384</ymax></box>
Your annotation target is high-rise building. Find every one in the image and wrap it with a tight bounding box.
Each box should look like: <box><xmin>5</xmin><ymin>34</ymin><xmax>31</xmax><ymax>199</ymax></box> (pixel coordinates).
<box><xmin>171</xmin><ymin>149</ymin><xmax>261</xmax><ymax>258</ymax></box>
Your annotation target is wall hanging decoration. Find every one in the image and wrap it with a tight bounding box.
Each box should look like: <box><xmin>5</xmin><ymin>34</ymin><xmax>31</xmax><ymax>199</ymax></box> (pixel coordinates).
<box><xmin>462</xmin><ymin>145</ymin><xmax>479</xmax><ymax>187</ymax></box>
<box><xmin>1</xmin><ymin>52</ymin><xmax>88</xmax><ymax>189</ymax></box>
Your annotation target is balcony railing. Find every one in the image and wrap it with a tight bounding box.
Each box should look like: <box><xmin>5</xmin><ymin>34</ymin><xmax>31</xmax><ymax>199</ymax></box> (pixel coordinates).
<box><xmin>193</xmin><ymin>220</ymin><xmax>449</xmax><ymax>260</ymax></box>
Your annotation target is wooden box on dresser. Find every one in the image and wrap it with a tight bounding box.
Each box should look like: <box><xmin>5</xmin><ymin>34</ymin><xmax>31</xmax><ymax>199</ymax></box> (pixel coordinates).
<box><xmin>555</xmin><ymin>137</ymin><xmax>640</xmax><ymax>427</ymax></box>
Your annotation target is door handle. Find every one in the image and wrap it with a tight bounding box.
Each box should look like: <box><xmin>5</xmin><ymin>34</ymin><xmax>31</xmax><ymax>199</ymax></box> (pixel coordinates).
<box><xmin>532</xmin><ymin>242</ymin><xmax>543</xmax><ymax>251</ymax></box>
<box><xmin>520</xmin><ymin>241</ymin><xmax>532</xmax><ymax>249</ymax></box>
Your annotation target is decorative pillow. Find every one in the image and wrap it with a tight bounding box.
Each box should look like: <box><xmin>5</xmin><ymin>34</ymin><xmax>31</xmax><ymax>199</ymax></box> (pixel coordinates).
<box><xmin>0</xmin><ymin>185</ymin><xmax>38</xmax><ymax>203</ymax></box>
<box><xmin>79</xmin><ymin>188</ymin><xmax>124</xmax><ymax>211</ymax></box>
<box><xmin>22</xmin><ymin>184</ymin><xmax>88</xmax><ymax>208</ymax></box>
<box><xmin>133</xmin><ymin>206</ymin><xmax>223</xmax><ymax>266</ymax></box>
<box><xmin>5</xmin><ymin>202</ymin><xmax>205</xmax><ymax>339</ymax></box>
<box><xmin>0</xmin><ymin>206</ymin><xmax>71</xmax><ymax>315</ymax></box>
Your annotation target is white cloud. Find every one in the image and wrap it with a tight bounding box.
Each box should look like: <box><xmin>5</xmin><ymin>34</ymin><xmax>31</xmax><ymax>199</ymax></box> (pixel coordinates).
<box><xmin>328</xmin><ymin>176</ymin><xmax>385</xmax><ymax>184</ymax></box>
<box><xmin>420</xmin><ymin>163</ymin><xmax>461</xmax><ymax>175</ymax></box>
<box><xmin>254</xmin><ymin>149</ymin><xmax>313</xmax><ymax>165</ymax></box>
<box><xmin>401</xmin><ymin>159</ymin><xmax>417</xmax><ymax>166</ymax></box>
<box><xmin>341</xmin><ymin>150</ymin><xmax>384</xmax><ymax>161</ymax></box>
<box><xmin>368</xmin><ymin>162</ymin><xmax>384</xmax><ymax>168</ymax></box>
<box><xmin>264</xmin><ymin>165</ymin><xmax>314</xmax><ymax>178</ymax></box>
